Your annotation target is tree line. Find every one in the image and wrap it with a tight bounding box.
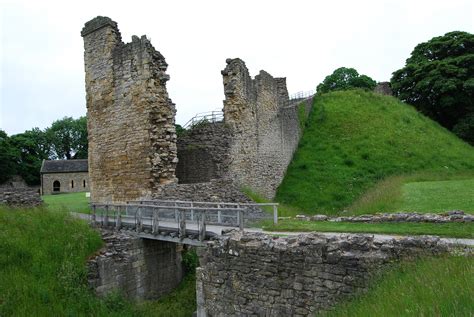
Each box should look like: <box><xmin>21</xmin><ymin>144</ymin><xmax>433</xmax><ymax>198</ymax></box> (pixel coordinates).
<box><xmin>316</xmin><ymin>31</ymin><xmax>473</xmax><ymax>145</ymax></box>
<box><xmin>0</xmin><ymin>117</ymin><xmax>87</xmax><ymax>185</ymax></box>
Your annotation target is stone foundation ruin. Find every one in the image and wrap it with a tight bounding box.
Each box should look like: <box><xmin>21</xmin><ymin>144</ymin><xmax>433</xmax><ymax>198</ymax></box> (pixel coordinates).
<box><xmin>196</xmin><ymin>231</ymin><xmax>449</xmax><ymax>316</ymax></box>
<box><xmin>82</xmin><ymin>17</ymin><xmax>306</xmax><ymax>204</ymax></box>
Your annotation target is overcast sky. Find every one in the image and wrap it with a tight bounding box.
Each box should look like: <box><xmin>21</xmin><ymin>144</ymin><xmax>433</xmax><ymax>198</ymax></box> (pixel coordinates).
<box><xmin>1</xmin><ymin>0</ymin><xmax>472</xmax><ymax>135</ymax></box>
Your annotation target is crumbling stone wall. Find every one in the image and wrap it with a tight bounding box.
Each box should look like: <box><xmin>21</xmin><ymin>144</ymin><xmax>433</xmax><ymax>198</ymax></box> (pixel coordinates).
<box><xmin>222</xmin><ymin>59</ymin><xmax>301</xmax><ymax>199</ymax></box>
<box><xmin>374</xmin><ymin>82</ymin><xmax>393</xmax><ymax>96</ymax></box>
<box><xmin>196</xmin><ymin>231</ymin><xmax>448</xmax><ymax>316</ymax></box>
<box><xmin>0</xmin><ymin>176</ymin><xmax>42</xmax><ymax>206</ymax></box>
<box><xmin>176</xmin><ymin>122</ymin><xmax>232</xmax><ymax>184</ymax></box>
<box><xmin>88</xmin><ymin>229</ymin><xmax>183</xmax><ymax>300</ymax></box>
<box><xmin>82</xmin><ymin>17</ymin><xmax>177</xmax><ymax>203</ymax></box>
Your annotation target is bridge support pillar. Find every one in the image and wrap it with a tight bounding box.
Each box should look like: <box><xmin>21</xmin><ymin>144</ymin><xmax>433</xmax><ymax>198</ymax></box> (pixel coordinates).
<box><xmin>88</xmin><ymin>229</ymin><xmax>184</xmax><ymax>300</ymax></box>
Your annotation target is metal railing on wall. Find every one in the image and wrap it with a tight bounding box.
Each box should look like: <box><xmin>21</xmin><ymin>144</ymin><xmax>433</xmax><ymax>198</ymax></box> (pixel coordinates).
<box><xmin>182</xmin><ymin>110</ymin><xmax>224</xmax><ymax>129</ymax></box>
<box><xmin>289</xmin><ymin>90</ymin><xmax>315</xmax><ymax>100</ymax></box>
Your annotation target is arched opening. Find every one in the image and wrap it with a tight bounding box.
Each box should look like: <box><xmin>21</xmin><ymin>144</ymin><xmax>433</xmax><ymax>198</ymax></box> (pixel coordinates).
<box><xmin>71</xmin><ymin>180</ymin><xmax>74</xmax><ymax>189</ymax></box>
<box><xmin>53</xmin><ymin>180</ymin><xmax>61</xmax><ymax>192</ymax></box>
<box><xmin>83</xmin><ymin>180</ymin><xmax>86</xmax><ymax>188</ymax></box>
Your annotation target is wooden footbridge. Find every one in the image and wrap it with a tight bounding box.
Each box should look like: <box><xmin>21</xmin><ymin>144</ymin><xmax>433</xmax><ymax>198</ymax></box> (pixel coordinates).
<box><xmin>90</xmin><ymin>200</ymin><xmax>279</xmax><ymax>246</ymax></box>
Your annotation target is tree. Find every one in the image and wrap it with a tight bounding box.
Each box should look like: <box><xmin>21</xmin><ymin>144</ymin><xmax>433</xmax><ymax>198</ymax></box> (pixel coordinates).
<box><xmin>73</xmin><ymin>116</ymin><xmax>88</xmax><ymax>159</ymax></box>
<box><xmin>391</xmin><ymin>31</ymin><xmax>474</xmax><ymax>144</ymax></box>
<box><xmin>316</xmin><ymin>67</ymin><xmax>376</xmax><ymax>94</ymax></box>
<box><xmin>10</xmin><ymin>128</ymin><xmax>50</xmax><ymax>185</ymax></box>
<box><xmin>46</xmin><ymin>116</ymin><xmax>88</xmax><ymax>159</ymax></box>
<box><xmin>0</xmin><ymin>130</ymin><xmax>19</xmax><ymax>184</ymax></box>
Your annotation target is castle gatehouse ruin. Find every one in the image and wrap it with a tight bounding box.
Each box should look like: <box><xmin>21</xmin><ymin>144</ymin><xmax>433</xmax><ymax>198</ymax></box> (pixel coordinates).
<box><xmin>82</xmin><ymin>16</ymin><xmax>307</xmax><ymax>203</ymax></box>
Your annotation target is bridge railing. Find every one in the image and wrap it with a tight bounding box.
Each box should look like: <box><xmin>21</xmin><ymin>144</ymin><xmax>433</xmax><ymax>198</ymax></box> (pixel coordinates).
<box><xmin>128</xmin><ymin>199</ymin><xmax>279</xmax><ymax>225</ymax></box>
<box><xmin>90</xmin><ymin>202</ymin><xmax>250</xmax><ymax>243</ymax></box>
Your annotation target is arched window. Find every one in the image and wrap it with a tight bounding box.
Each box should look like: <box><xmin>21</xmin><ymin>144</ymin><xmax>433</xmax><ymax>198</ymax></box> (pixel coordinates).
<box><xmin>53</xmin><ymin>180</ymin><xmax>61</xmax><ymax>192</ymax></box>
<box><xmin>71</xmin><ymin>180</ymin><xmax>74</xmax><ymax>188</ymax></box>
<box><xmin>83</xmin><ymin>180</ymin><xmax>86</xmax><ymax>188</ymax></box>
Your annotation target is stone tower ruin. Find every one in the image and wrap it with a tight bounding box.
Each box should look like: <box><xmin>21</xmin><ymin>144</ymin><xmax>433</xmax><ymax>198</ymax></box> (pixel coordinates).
<box><xmin>82</xmin><ymin>17</ymin><xmax>309</xmax><ymax>204</ymax></box>
<box><xmin>82</xmin><ymin>17</ymin><xmax>177</xmax><ymax>203</ymax></box>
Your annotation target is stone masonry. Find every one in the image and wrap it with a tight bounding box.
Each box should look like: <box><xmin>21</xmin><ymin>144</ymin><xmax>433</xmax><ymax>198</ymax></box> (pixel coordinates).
<box><xmin>82</xmin><ymin>17</ymin><xmax>177</xmax><ymax>203</ymax></box>
<box><xmin>0</xmin><ymin>176</ymin><xmax>42</xmax><ymax>206</ymax></box>
<box><xmin>176</xmin><ymin>122</ymin><xmax>233</xmax><ymax>184</ymax></box>
<box><xmin>222</xmin><ymin>58</ymin><xmax>301</xmax><ymax>199</ymax></box>
<box><xmin>196</xmin><ymin>231</ymin><xmax>449</xmax><ymax>316</ymax></box>
<box><xmin>88</xmin><ymin>228</ymin><xmax>183</xmax><ymax>300</ymax></box>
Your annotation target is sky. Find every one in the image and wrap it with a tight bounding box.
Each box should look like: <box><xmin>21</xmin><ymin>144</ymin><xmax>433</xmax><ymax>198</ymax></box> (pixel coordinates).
<box><xmin>1</xmin><ymin>0</ymin><xmax>473</xmax><ymax>135</ymax></box>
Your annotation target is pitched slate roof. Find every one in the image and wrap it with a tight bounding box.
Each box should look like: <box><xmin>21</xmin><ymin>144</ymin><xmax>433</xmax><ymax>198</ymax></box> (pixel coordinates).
<box><xmin>40</xmin><ymin>159</ymin><xmax>88</xmax><ymax>174</ymax></box>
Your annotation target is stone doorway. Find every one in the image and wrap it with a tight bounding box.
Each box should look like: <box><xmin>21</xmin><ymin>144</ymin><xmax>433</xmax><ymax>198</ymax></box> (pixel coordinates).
<box><xmin>53</xmin><ymin>180</ymin><xmax>61</xmax><ymax>192</ymax></box>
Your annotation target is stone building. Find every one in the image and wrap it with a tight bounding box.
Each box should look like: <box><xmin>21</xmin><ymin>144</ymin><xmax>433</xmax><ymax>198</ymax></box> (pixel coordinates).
<box><xmin>40</xmin><ymin>159</ymin><xmax>90</xmax><ymax>195</ymax></box>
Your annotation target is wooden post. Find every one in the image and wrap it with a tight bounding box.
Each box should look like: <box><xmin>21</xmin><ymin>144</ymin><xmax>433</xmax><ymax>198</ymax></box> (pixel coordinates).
<box><xmin>239</xmin><ymin>209</ymin><xmax>244</xmax><ymax>231</ymax></box>
<box><xmin>273</xmin><ymin>205</ymin><xmax>278</xmax><ymax>225</ymax></box>
<box><xmin>174</xmin><ymin>201</ymin><xmax>178</xmax><ymax>222</ymax></box>
<box><xmin>217</xmin><ymin>204</ymin><xmax>222</xmax><ymax>223</ymax></box>
<box><xmin>136</xmin><ymin>206</ymin><xmax>142</xmax><ymax>232</ymax></box>
<box><xmin>91</xmin><ymin>204</ymin><xmax>96</xmax><ymax>224</ymax></box>
<box><xmin>152</xmin><ymin>208</ymin><xmax>159</xmax><ymax>234</ymax></box>
<box><xmin>115</xmin><ymin>206</ymin><xmax>121</xmax><ymax>230</ymax></box>
<box><xmin>236</xmin><ymin>203</ymin><xmax>240</xmax><ymax>226</ymax></box>
<box><xmin>104</xmin><ymin>205</ymin><xmax>109</xmax><ymax>227</ymax></box>
<box><xmin>179</xmin><ymin>209</ymin><xmax>186</xmax><ymax>240</ymax></box>
<box><xmin>198</xmin><ymin>211</ymin><xmax>206</xmax><ymax>242</ymax></box>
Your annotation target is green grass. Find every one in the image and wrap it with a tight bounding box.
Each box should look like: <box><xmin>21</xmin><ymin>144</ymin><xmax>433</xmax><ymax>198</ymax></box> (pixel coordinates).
<box><xmin>322</xmin><ymin>255</ymin><xmax>474</xmax><ymax>316</ymax></box>
<box><xmin>276</xmin><ymin>89</ymin><xmax>474</xmax><ymax>215</ymax></box>
<box><xmin>43</xmin><ymin>192</ymin><xmax>91</xmax><ymax>214</ymax></box>
<box><xmin>401</xmin><ymin>179</ymin><xmax>474</xmax><ymax>213</ymax></box>
<box><xmin>0</xmin><ymin>206</ymin><xmax>111</xmax><ymax>316</ymax></box>
<box><xmin>0</xmin><ymin>205</ymin><xmax>197</xmax><ymax>316</ymax></box>
<box><xmin>261</xmin><ymin>219</ymin><xmax>474</xmax><ymax>238</ymax></box>
<box><xmin>242</xmin><ymin>186</ymin><xmax>303</xmax><ymax>217</ymax></box>
<box><xmin>349</xmin><ymin>172</ymin><xmax>474</xmax><ymax>215</ymax></box>
<box><xmin>136</xmin><ymin>274</ymin><xmax>196</xmax><ymax>317</ymax></box>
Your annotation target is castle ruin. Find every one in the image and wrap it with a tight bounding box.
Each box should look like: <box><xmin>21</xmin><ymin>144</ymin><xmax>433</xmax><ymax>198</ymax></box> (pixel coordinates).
<box><xmin>82</xmin><ymin>17</ymin><xmax>307</xmax><ymax>204</ymax></box>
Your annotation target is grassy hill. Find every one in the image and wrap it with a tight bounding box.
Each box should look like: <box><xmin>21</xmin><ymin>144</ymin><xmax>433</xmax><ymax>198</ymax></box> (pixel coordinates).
<box><xmin>276</xmin><ymin>90</ymin><xmax>474</xmax><ymax>214</ymax></box>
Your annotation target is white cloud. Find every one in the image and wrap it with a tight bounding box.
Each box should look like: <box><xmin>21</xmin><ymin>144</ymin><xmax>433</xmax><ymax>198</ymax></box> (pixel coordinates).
<box><xmin>1</xmin><ymin>0</ymin><xmax>472</xmax><ymax>134</ymax></box>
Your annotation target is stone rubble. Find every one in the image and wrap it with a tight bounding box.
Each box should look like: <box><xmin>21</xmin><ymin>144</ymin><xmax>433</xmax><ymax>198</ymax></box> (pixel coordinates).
<box><xmin>289</xmin><ymin>211</ymin><xmax>474</xmax><ymax>223</ymax></box>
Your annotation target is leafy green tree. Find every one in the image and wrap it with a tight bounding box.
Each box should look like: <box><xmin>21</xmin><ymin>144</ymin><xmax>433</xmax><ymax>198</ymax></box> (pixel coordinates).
<box><xmin>73</xmin><ymin>116</ymin><xmax>88</xmax><ymax>159</ymax></box>
<box><xmin>316</xmin><ymin>67</ymin><xmax>376</xmax><ymax>94</ymax></box>
<box><xmin>46</xmin><ymin>116</ymin><xmax>88</xmax><ymax>159</ymax></box>
<box><xmin>0</xmin><ymin>130</ymin><xmax>19</xmax><ymax>184</ymax></box>
<box><xmin>391</xmin><ymin>31</ymin><xmax>474</xmax><ymax>143</ymax></box>
<box><xmin>10</xmin><ymin>128</ymin><xmax>50</xmax><ymax>185</ymax></box>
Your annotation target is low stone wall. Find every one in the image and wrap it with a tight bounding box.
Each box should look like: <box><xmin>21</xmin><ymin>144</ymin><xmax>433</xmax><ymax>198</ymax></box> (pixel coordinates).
<box><xmin>196</xmin><ymin>231</ymin><xmax>449</xmax><ymax>316</ymax></box>
<box><xmin>87</xmin><ymin>229</ymin><xmax>183</xmax><ymax>300</ymax></box>
<box><xmin>0</xmin><ymin>178</ymin><xmax>42</xmax><ymax>207</ymax></box>
<box><xmin>300</xmin><ymin>211</ymin><xmax>473</xmax><ymax>223</ymax></box>
<box><xmin>1</xmin><ymin>188</ymin><xmax>42</xmax><ymax>206</ymax></box>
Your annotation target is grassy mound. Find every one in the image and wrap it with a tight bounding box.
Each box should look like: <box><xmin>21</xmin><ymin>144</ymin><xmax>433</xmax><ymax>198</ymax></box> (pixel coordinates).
<box><xmin>323</xmin><ymin>255</ymin><xmax>474</xmax><ymax>316</ymax></box>
<box><xmin>276</xmin><ymin>90</ymin><xmax>474</xmax><ymax>214</ymax></box>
